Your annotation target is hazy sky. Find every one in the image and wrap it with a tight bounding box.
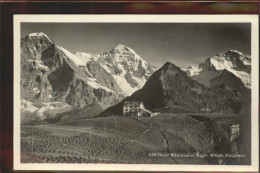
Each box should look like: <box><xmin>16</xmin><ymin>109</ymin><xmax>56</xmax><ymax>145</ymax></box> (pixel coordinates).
<box><xmin>21</xmin><ymin>23</ymin><xmax>250</xmax><ymax>68</ymax></box>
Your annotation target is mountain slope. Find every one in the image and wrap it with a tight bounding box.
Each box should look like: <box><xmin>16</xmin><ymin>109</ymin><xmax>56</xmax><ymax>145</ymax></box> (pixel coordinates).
<box><xmin>99</xmin><ymin>62</ymin><xmax>240</xmax><ymax>117</ymax></box>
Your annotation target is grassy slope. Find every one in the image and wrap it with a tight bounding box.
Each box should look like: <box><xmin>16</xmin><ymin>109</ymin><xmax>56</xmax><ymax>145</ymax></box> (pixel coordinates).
<box><xmin>21</xmin><ymin>114</ymin><xmax>247</xmax><ymax>164</ymax></box>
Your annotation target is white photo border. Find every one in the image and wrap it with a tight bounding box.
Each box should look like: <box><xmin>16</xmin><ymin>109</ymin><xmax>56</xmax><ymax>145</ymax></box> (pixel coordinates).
<box><xmin>13</xmin><ymin>15</ymin><xmax>259</xmax><ymax>171</ymax></box>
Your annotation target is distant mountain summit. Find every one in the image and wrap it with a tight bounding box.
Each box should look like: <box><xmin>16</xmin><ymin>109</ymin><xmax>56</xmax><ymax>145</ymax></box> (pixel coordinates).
<box><xmin>74</xmin><ymin>44</ymin><xmax>156</xmax><ymax>96</ymax></box>
<box><xmin>20</xmin><ymin>32</ymin><xmax>155</xmax><ymax>122</ymax></box>
<box><xmin>202</xmin><ymin>50</ymin><xmax>250</xmax><ymax>71</ymax></box>
<box><xmin>183</xmin><ymin>50</ymin><xmax>251</xmax><ymax>89</ymax></box>
<box><xmin>99</xmin><ymin>62</ymin><xmax>240</xmax><ymax>117</ymax></box>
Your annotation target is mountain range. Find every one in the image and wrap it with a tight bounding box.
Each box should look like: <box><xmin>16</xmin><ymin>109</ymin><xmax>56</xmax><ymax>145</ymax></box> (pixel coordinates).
<box><xmin>20</xmin><ymin>32</ymin><xmax>155</xmax><ymax>122</ymax></box>
<box><xmin>20</xmin><ymin>32</ymin><xmax>251</xmax><ymax>123</ymax></box>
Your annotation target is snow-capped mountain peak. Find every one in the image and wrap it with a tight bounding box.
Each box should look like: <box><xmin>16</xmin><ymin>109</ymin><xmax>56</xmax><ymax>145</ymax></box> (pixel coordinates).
<box><xmin>29</xmin><ymin>32</ymin><xmax>47</xmax><ymax>37</ymax></box>
<box><xmin>70</xmin><ymin>44</ymin><xmax>156</xmax><ymax>96</ymax></box>
<box><xmin>91</xmin><ymin>45</ymin><xmax>156</xmax><ymax>95</ymax></box>
<box><xmin>184</xmin><ymin>50</ymin><xmax>251</xmax><ymax>89</ymax></box>
<box><xmin>206</xmin><ymin>50</ymin><xmax>251</xmax><ymax>70</ymax></box>
<box><xmin>114</xmin><ymin>44</ymin><xmax>127</xmax><ymax>51</ymax></box>
<box><xmin>28</xmin><ymin>32</ymin><xmax>53</xmax><ymax>43</ymax></box>
<box><xmin>227</xmin><ymin>49</ymin><xmax>243</xmax><ymax>56</ymax></box>
<box><xmin>113</xmin><ymin>44</ymin><xmax>138</xmax><ymax>56</ymax></box>
<box><xmin>72</xmin><ymin>44</ymin><xmax>146</xmax><ymax>67</ymax></box>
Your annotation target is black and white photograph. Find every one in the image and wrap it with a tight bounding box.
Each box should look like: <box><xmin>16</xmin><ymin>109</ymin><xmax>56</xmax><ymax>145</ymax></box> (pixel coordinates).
<box><xmin>13</xmin><ymin>15</ymin><xmax>259</xmax><ymax>171</ymax></box>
